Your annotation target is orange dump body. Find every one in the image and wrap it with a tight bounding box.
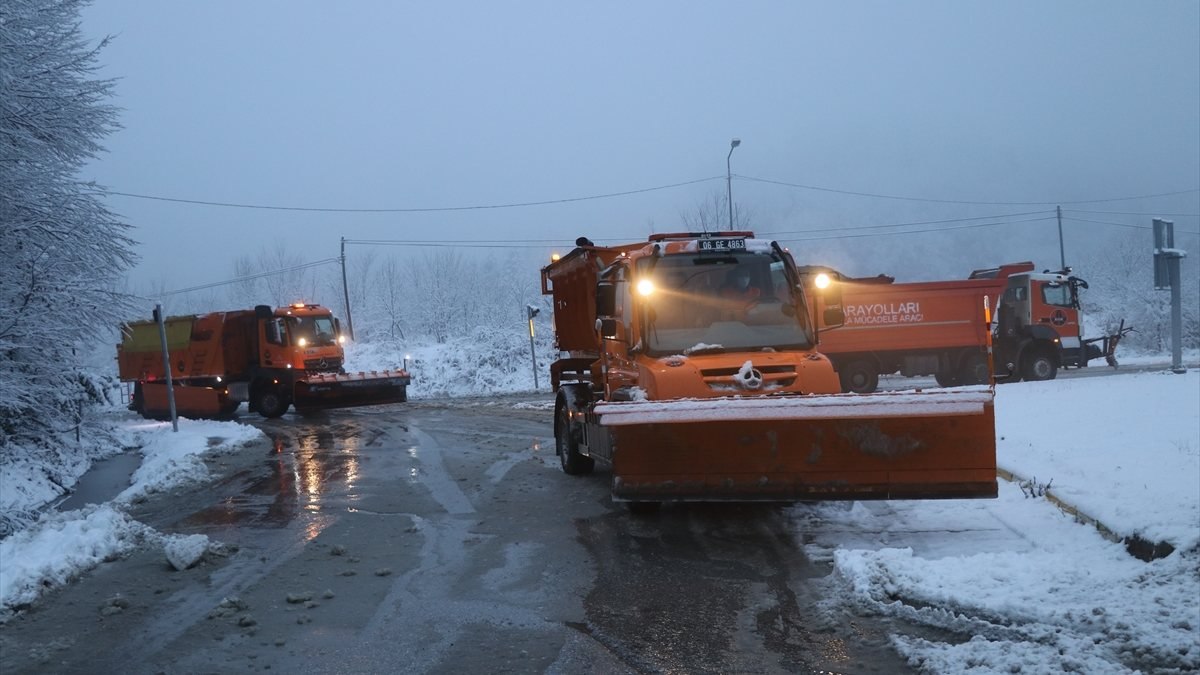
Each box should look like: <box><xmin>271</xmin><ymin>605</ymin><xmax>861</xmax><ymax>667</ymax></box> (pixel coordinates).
<box><xmin>543</xmin><ymin>232</ymin><xmax>998</xmax><ymax>504</ymax></box>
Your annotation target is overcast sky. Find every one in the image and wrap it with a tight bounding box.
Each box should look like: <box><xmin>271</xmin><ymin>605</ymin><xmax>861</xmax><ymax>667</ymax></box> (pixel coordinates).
<box><xmin>81</xmin><ymin>1</ymin><xmax>1199</xmax><ymax>293</ymax></box>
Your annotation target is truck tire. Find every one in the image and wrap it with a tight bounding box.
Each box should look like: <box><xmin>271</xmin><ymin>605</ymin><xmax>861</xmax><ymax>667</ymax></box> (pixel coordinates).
<box><xmin>253</xmin><ymin>385</ymin><xmax>289</xmax><ymax>419</ymax></box>
<box><xmin>959</xmin><ymin>353</ymin><xmax>990</xmax><ymax>385</ymax></box>
<box><xmin>838</xmin><ymin>360</ymin><xmax>878</xmax><ymax>394</ymax></box>
<box><xmin>130</xmin><ymin>382</ymin><xmax>145</xmax><ymax>415</ymax></box>
<box><xmin>556</xmin><ymin>403</ymin><xmax>594</xmax><ymax>475</ymax></box>
<box><xmin>1021</xmin><ymin>349</ymin><xmax>1058</xmax><ymax>382</ymax></box>
<box><xmin>934</xmin><ymin>371</ymin><xmax>960</xmax><ymax>387</ymax></box>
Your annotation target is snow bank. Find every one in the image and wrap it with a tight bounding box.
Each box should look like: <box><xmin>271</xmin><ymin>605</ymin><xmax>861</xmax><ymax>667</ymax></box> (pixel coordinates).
<box><xmin>800</xmin><ymin>370</ymin><xmax>1200</xmax><ymax>674</ymax></box>
<box><xmin>0</xmin><ymin>505</ymin><xmax>149</xmax><ymax>618</ymax></box>
<box><xmin>997</xmin><ymin>370</ymin><xmax>1200</xmax><ymax>550</ymax></box>
<box><xmin>343</xmin><ymin>329</ymin><xmax>558</xmax><ymax>399</ymax></box>
<box><xmin>116</xmin><ymin>417</ymin><xmax>265</xmax><ymax>503</ymax></box>
<box><xmin>0</xmin><ymin>417</ymin><xmax>261</xmax><ymax>621</ymax></box>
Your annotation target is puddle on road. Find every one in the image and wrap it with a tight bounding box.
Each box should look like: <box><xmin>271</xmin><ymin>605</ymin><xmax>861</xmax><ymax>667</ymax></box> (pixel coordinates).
<box><xmin>56</xmin><ymin>452</ymin><xmax>142</xmax><ymax>511</ymax></box>
<box><xmin>182</xmin><ymin>430</ymin><xmax>366</xmax><ymax>530</ymax></box>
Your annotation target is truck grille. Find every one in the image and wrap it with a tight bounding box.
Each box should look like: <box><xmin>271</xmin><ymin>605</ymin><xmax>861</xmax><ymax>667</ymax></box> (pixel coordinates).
<box><xmin>304</xmin><ymin>357</ymin><xmax>343</xmax><ymax>372</ymax></box>
<box><xmin>700</xmin><ymin>365</ymin><xmax>797</xmax><ymax>390</ymax></box>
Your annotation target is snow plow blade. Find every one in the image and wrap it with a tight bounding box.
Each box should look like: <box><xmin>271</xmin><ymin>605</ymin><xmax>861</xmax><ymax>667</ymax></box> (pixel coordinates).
<box><xmin>596</xmin><ymin>387</ymin><xmax>996</xmax><ymax>502</ymax></box>
<box><xmin>292</xmin><ymin>370</ymin><xmax>411</xmax><ymax>412</ymax></box>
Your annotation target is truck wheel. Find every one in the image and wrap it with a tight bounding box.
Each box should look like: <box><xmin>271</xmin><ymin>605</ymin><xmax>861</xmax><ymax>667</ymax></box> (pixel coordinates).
<box><xmin>839</xmin><ymin>360</ymin><xmax>878</xmax><ymax>394</ymax></box>
<box><xmin>556</xmin><ymin>404</ymin><xmax>594</xmax><ymax>475</ymax></box>
<box><xmin>934</xmin><ymin>371</ymin><xmax>960</xmax><ymax>387</ymax></box>
<box><xmin>1021</xmin><ymin>350</ymin><xmax>1058</xmax><ymax>381</ymax></box>
<box><xmin>130</xmin><ymin>383</ymin><xmax>145</xmax><ymax>415</ymax></box>
<box><xmin>253</xmin><ymin>386</ymin><xmax>290</xmax><ymax>419</ymax></box>
<box><xmin>959</xmin><ymin>353</ymin><xmax>990</xmax><ymax>385</ymax></box>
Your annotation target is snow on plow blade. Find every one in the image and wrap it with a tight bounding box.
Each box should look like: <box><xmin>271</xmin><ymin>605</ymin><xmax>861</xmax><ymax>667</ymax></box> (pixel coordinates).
<box><xmin>597</xmin><ymin>387</ymin><xmax>996</xmax><ymax>502</ymax></box>
<box><xmin>293</xmin><ymin>371</ymin><xmax>411</xmax><ymax>412</ymax></box>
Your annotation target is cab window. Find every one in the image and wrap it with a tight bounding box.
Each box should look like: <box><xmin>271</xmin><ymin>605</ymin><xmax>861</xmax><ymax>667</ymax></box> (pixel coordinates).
<box><xmin>265</xmin><ymin>318</ymin><xmax>288</xmax><ymax>346</ymax></box>
<box><xmin>1041</xmin><ymin>283</ymin><xmax>1072</xmax><ymax>308</ymax></box>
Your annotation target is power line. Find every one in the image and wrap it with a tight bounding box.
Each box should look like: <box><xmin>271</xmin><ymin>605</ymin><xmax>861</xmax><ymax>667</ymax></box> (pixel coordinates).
<box><xmin>778</xmin><ymin>216</ymin><xmax>1058</xmax><ymax>242</ymax></box>
<box><xmin>1062</xmin><ymin>216</ymin><xmax>1200</xmax><ymax>234</ymax></box>
<box><xmin>349</xmin><ymin>216</ymin><xmax>1059</xmax><ymax>250</ymax></box>
<box><xmin>92</xmin><ymin>176</ymin><xmax>723</xmax><ymax>213</ymax></box>
<box><xmin>758</xmin><ymin>209</ymin><xmax>1052</xmax><ymax>237</ymax></box>
<box><xmin>1063</xmin><ymin>209</ymin><xmax>1200</xmax><ymax>217</ymax></box>
<box><xmin>736</xmin><ymin>174</ymin><xmax>1200</xmax><ymax>206</ymax></box>
<box><xmin>161</xmin><ymin>257</ymin><xmax>340</xmax><ymax>296</ymax></box>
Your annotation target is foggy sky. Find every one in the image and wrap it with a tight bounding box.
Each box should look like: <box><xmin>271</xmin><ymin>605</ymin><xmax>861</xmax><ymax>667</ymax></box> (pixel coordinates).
<box><xmin>81</xmin><ymin>1</ymin><xmax>1200</xmax><ymax>293</ymax></box>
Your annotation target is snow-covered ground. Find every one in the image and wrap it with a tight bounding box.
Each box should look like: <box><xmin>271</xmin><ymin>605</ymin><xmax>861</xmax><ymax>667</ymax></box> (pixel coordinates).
<box><xmin>0</xmin><ymin>417</ymin><xmax>264</xmax><ymax>619</ymax></box>
<box><xmin>799</xmin><ymin>369</ymin><xmax>1199</xmax><ymax>673</ymax></box>
<box><xmin>0</xmin><ymin>362</ymin><xmax>1196</xmax><ymax>672</ymax></box>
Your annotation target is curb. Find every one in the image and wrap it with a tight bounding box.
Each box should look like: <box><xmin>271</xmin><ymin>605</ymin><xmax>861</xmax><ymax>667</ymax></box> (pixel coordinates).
<box><xmin>995</xmin><ymin>467</ymin><xmax>1175</xmax><ymax>561</ymax></box>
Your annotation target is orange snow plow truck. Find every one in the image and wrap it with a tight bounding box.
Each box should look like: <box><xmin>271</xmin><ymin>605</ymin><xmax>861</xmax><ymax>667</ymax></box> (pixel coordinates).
<box><xmin>541</xmin><ymin>232</ymin><xmax>998</xmax><ymax>510</ymax></box>
<box><xmin>799</xmin><ymin>263</ymin><xmax>1133</xmax><ymax>393</ymax></box>
<box><xmin>117</xmin><ymin>304</ymin><xmax>410</xmax><ymax>419</ymax></box>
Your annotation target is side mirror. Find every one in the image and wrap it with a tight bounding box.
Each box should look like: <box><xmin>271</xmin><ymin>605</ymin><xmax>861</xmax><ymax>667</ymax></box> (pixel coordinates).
<box><xmin>255</xmin><ymin>304</ymin><xmax>273</xmax><ymax>319</ymax></box>
<box><xmin>599</xmin><ymin>318</ymin><xmax>620</xmax><ymax>341</ymax></box>
<box><xmin>334</xmin><ymin>318</ymin><xmax>342</xmax><ymax>335</ymax></box>
<box><xmin>596</xmin><ymin>282</ymin><xmax>616</xmax><ymax>317</ymax></box>
<box><xmin>823</xmin><ymin>307</ymin><xmax>845</xmax><ymax>327</ymax></box>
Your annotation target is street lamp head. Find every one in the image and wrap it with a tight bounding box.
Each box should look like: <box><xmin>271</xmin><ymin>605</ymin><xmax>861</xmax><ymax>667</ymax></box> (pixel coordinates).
<box><xmin>730</xmin><ymin>138</ymin><xmax>741</xmax><ymax>149</ymax></box>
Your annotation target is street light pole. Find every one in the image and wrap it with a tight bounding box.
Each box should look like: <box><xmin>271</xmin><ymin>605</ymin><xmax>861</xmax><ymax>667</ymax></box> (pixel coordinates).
<box><xmin>726</xmin><ymin>138</ymin><xmax>741</xmax><ymax>231</ymax></box>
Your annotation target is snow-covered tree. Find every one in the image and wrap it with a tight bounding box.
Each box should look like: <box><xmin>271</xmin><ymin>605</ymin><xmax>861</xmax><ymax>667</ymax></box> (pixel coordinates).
<box><xmin>0</xmin><ymin>0</ymin><xmax>136</xmax><ymax>447</ymax></box>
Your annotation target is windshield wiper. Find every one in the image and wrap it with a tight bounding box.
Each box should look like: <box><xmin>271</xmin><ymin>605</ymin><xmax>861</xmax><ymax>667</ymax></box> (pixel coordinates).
<box><xmin>682</xmin><ymin>344</ymin><xmax>726</xmax><ymax>356</ymax></box>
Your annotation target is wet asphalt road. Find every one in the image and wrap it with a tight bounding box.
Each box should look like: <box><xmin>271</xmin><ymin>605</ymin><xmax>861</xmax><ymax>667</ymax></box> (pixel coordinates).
<box><xmin>0</xmin><ymin>396</ymin><xmax>935</xmax><ymax>674</ymax></box>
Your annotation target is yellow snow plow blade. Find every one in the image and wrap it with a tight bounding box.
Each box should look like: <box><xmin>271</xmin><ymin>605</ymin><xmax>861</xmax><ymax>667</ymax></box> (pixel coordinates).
<box><xmin>596</xmin><ymin>387</ymin><xmax>996</xmax><ymax>502</ymax></box>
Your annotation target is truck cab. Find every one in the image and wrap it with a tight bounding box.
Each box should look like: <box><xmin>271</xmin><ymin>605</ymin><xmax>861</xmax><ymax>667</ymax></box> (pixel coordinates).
<box><xmin>580</xmin><ymin>232</ymin><xmax>841</xmax><ymax>401</ymax></box>
<box><xmin>264</xmin><ymin>304</ymin><xmax>346</xmax><ymax>373</ymax></box>
<box><xmin>995</xmin><ymin>272</ymin><xmax>1094</xmax><ymax>378</ymax></box>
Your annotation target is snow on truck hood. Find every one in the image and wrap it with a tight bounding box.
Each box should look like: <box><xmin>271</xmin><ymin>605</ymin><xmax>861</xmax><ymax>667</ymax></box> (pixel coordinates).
<box><xmin>594</xmin><ymin>387</ymin><xmax>993</xmax><ymax>425</ymax></box>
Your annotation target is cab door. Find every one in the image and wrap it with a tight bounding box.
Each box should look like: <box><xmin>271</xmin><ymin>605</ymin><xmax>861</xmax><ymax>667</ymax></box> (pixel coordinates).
<box><xmin>258</xmin><ymin>317</ymin><xmax>289</xmax><ymax>368</ymax></box>
<box><xmin>597</xmin><ymin>264</ymin><xmax>640</xmax><ymax>399</ymax></box>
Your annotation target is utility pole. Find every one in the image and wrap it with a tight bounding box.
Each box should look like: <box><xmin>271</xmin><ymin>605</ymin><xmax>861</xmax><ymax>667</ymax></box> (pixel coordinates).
<box><xmin>154</xmin><ymin>304</ymin><xmax>178</xmax><ymax>432</ymax></box>
<box><xmin>340</xmin><ymin>237</ymin><xmax>355</xmax><ymax>340</ymax></box>
<box><xmin>726</xmin><ymin>138</ymin><xmax>741</xmax><ymax>231</ymax></box>
<box><xmin>1152</xmin><ymin>219</ymin><xmax>1187</xmax><ymax>374</ymax></box>
<box><xmin>527</xmin><ymin>305</ymin><xmax>540</xmax><ymax>391</ymax></box>
<box><xmin>1056</xmin><ymin>205</ymin><xmax>1066</xmax><ymax>270</ymax></box>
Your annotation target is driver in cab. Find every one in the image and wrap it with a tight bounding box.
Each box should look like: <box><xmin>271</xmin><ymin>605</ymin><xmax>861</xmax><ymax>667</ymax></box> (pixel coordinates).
<box><xmin>716</xmin><ymin>268</ymin><xmax>761</xmax><ymax>321</ymax></box>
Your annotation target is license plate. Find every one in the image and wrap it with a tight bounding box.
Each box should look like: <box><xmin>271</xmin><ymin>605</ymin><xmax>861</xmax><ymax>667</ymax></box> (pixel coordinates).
<box><xmin>698</xmin><ymin>238</ymin><xmax>746</xmax><ymax>253</ymax></box>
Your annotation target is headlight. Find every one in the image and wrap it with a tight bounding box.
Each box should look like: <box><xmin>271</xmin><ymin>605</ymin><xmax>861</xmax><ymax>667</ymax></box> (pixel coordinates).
<box><xmin>338</xmin><ymin>335</ymin><xmax>346</xmax><ymax>344</ymax></box>
<box><xmin>814</xmin><ymin>273</ymin><xmax>831</xmax><ymax>290</ymax></box>
<box><xmin>636</xmin><ymin>279</ymin><xmax>655</xmax><ymax>296</ymax></box>
<box><xmin>297</xmin><ymin>337</ymin><xmax>307</xmax><ymax>347</ymax></box>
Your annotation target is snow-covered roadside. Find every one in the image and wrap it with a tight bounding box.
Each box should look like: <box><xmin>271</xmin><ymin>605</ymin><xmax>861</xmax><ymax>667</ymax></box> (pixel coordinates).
<box><xmin>342</xmin><ymin>329</ymin><xmax>558</xmax><ymax>399</ymax></box>
<box><xmin>802</xmin><ymin>369</ymin><xmax>1200</xmax><ymax>673</ymax></box>
<box><xmin>114</xmin><ymin>418</ymin><xmax>263</xmax><ymax>503</ymax></box>
<box><xmin>0</xmin><ymin>417</ymin><xmax>265</xmax><ymax>620</ymax></box>
<box><xmin>998</xmin><ymin>370</ymin><xmax>1200</xmax><ymax>551</ymax></box>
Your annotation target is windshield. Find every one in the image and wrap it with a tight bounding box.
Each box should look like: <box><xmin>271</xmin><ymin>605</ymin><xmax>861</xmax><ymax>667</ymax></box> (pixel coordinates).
<box><xmin>288</xmin><ymin>314</ymin><xmax>337</xmax><ymax>346</ymax></box>
<box><xmin>1041</xmin><ymin>283</ymin><xmax>1074</xmax><ymax>308</ymax></box>
<box><xmin>637</xmin><ymin>251</ymin><xmax>813</xmax><ymax>355</ymax></box>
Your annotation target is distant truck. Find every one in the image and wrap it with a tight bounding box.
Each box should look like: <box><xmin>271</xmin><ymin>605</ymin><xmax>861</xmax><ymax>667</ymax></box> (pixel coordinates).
<box><xmin>117</xmin><ymin>303</ymin><xmax>409</xmax><ymax>419</ymax></box>
<box><xmin>801</xmin><ymin>262</ymin><xmax>1131</xmax><ymax>393</ymax></box>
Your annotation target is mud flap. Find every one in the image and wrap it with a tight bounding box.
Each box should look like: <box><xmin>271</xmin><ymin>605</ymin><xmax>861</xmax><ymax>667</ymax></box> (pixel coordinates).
<box><xmin>596</xmin><ymin>388</ymin><xmax>997</xmax><ymax>502</ymax></box>
<box><xmin>292</xmin><ymin>371</ymin><xmax>411</xmax><ymax>412</ymax></box>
